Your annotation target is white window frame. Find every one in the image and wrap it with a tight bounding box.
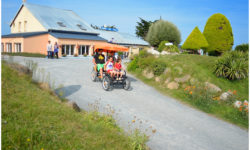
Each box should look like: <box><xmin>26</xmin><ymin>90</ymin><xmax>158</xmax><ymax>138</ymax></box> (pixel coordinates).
<box><xmin>62</xmin><ymin>44</ymin><xmax>75</xmax><ymax>56</ymax></box>
<box><xmin>14</xmin><ymin>43</ymin><xmax>22</xmax><ymax>52</ymax></box>
<box><xmin>78</xmin><ymin>45</ymin><xmax>90</xmax><ymax>55</ymax></box>
<box><xmin>6</xmin><ymin>43</ymin><xmax>12</xmax><ymax>53</ymax></box>
<box><xmin>1</xmin><ymin>43</ymin><xmax>4</xmax><ymax>52</ymax></box>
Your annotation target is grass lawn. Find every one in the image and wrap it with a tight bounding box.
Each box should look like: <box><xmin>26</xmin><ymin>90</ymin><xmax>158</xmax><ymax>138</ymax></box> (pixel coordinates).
<box><xmin>2</xmin><ymin>52</ymin><xmax>46</xmax><ymax>58</ymax></box>
<box><xmin>128</xmin><ymin>54</ymin><xmax>249</xmax><ymax>128</ymax></box>
<box><xmin>2</xmin><ymin>62</ymin><xmax>147</xmax><ymax>150</ymax></box>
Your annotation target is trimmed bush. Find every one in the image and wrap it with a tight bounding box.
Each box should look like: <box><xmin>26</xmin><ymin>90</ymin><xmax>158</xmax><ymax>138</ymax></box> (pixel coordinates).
<box><xmin>182</xmin><ymin>27</ymin><xmax>208</xmax><ymax>51</ymax></box>
<box><xmin>213</xmin><ymin>51</ymin><xmax>248</xmax><ymax>80</ymax></box>
<box><xmin>203</xmin><ymin>13</ymin><xmax>234</xmax><ymax>55</ymax></box>
<box><xmin>235</xmin><ymin>44</ymin><xmax>249</xmax><ymax>52</ymax></box>
<box><xmin>146</xmin><ymin>20</ymin><xmax>181</xmax><ymax>47</ymax></box>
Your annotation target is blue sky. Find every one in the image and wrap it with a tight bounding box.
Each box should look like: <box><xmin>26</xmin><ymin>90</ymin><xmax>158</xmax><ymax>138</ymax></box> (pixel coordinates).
<box><xmin>1</xmin><ymin>0</ymin><xmax>249</xmax><ymax>46</ymax></box>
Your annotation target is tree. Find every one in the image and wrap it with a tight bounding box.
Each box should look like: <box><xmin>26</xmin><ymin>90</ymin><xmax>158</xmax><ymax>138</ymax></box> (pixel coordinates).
<box><xmin>145</xmin><ymin>20</ymin><xmax>181</xmax><ymax>47</ymax></box>
<box><xmin>182</xmin><ymin>27</ymin><xmax>208</xmax><ymax>51</ymax></box>
<box><xmin>135</xmin><ymin>18</ymin><xmax>155</xmax><ymax>40</ymax></box>
<box><xmin>235</xmin><ymin>43</ymin><xmax>249</xmax><ymax>52</ymax></box>
<box><xmin>203</xmin><ymin>13</ymin><xmax>234</xmax><ymax>55</ymax></box>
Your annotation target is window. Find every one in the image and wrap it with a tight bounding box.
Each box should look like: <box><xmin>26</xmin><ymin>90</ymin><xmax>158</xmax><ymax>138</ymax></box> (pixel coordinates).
<box><xmin>78</xmin><ymin>45</ymin><xmax>89</xmax><ymax>55</ymax></box>
<box><xmin>76</xmin><ymin>24</ymin><xmax>86</xmax><ymax>30</ymax></box>
<box><xmin>18</xmin><ymin>22</ymin><xmax>21</xmax><ymax>32</ymax></box>
<box><xmin>6</xmin><ymin>43</ymin><xmax>12</xmax><ymax>53</ymax></box>
<box><xmin>13</xmin><ymin>23</ymin><xmax>15</xmax><ymax>28</ymax></box>
<box><xmin>57</xmin><ymin>22</ymin><xmax>66</xmax><ymax>27</ymax></box>
<box><xmin>62</xmin><ymin>45</ymin><xmax>75</xmax><ymax>55</ymax></box>
<box><xmin>15</xmin><ymin>43</ymin><xmax>22</xmax><ymax>52</ymax></box>
<box><xmin>24</xmin><ymin>21</ymin><xmax>27</xmax><ymax>32</ymax></box>
<box><xmin>1</xmin><ymin>43</ymin><xmax>4</xmax><ymax>52</ymax></box>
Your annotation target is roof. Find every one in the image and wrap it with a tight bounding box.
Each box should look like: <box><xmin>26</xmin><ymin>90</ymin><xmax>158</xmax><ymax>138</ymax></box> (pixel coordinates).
<box><xmin>96</xmin><ymin>30</ymin><xmax>149</xmax><ymax>46</ymax></box>
<box><xmin>49</xmin><ymin>31</ymin><xmax>106</xmax><ymax>41</ymax></box>
<box><xmin>11</xmin><ymin>2</ymin><xmax>98</xmax><ymax>34</ymax></box>
<box><xmin>2</xmin><ymin>30</ymin><xmax>106</xmax><ymax>41</ymax></box>
<box><xmin>2</xmin><ymin>31</ymin><xmax>48</xmax><ymax>38</ymax></box>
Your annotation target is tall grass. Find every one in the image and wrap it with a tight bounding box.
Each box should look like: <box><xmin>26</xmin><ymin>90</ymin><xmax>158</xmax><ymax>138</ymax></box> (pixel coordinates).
<box><xmin>2</xmin><ymin>61</ymin><xmax>149</xmax><ymax>149</ymax></box>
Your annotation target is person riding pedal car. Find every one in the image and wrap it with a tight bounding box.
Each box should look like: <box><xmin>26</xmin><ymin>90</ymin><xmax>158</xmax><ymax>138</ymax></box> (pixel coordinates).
<box><xmin>92</xmin><ymin>50</ymin><xmax>105</xmax><ymax>79</ymax></box>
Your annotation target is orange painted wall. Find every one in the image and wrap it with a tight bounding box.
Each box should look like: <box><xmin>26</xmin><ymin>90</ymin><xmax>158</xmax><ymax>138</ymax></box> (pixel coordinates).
<box><xmin>1</xmin><ymin>37</ymin><xmax>24</xmax><ymax>52</ymax></box>
<box><xmin>2</xmin><ymin>35</ymin><xmax>108</xmax><ymax>57</ymax></box>
<box><xmin>23</xmin><ymin>34</ymin><xmax>49</xmax><ymax>55</ymax></box>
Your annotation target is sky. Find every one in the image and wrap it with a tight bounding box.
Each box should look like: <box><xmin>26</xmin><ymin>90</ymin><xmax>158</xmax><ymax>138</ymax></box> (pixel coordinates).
<box><xmin>1</xmin><ymin>0</ymin><xmax>249</xmax><ymax>47</ymax></box>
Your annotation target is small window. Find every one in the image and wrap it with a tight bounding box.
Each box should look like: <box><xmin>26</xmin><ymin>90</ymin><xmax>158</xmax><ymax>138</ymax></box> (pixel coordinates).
<box><xmin>24</xmin><ymin>21</ymin><xmax>27</xmax><ymax>32</ymax></box>
<box><xmin>76</xmin><ymin>24</ymin><xmax>86</xmax><ymax>30</ymax></box>
<box><xmin>57</xmin><ymin>22</ymin><xmax>66</xmax><ymax>27</ymax></box>
<box><xmin>15</xmin><ymin>43</ymin><xmax>22</xmax><ymax>52</ymax></box>
<box><xmin>1</xmin><ymin>43</ymin><xmax>4</xmax><ymax>52</ymax></box>
<box><xmin>18</xmin><ymin>22</ymin><xmax>21</xmax><ymax>32</ymax></box>
<box><xmin>6</xmin><ymin>43</ymin><xmax>12</xmax><ymax>53</ymax></box>
<box><xmin>61</xmin><ymin>44</ymin><xmax>75</xmax><ymax>55</ymax></box>
<box><xmin>13</xmin><ymin>23</ymin><xmax>15</xmax><ymax>28</ymax></box>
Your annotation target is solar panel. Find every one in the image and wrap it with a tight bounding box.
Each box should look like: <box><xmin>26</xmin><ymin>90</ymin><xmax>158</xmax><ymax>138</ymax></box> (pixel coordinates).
<box><xmin>57</xmin><ymin>22</ymin><xmax>66</xmax><ymax>27</ymax></box>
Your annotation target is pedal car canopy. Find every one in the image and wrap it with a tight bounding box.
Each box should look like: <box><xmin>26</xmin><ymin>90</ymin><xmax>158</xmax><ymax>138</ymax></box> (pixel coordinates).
<box><xmin>94</xmin><ymin>43</ymin><xmax>129</xmax><ymax>52</ymax></box>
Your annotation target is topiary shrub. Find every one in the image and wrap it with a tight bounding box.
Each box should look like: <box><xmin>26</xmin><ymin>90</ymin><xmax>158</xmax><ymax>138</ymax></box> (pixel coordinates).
<box><xmin>203</xmin><ymin>13</ymin><xmax>234</xmax><ymax>55</ymax></box>
<box><xmin>182</xmin><ymin>27</ymin><xmax>208</xmax><ymax>51</ymax></box>
<box><xmin>213</xmin><ymin>51</ymin><xmax>248</xmax><ymax>80</ymax></box>
<box><xmin>145</xmin><ymin>20</ymin><xmax>181</xmax><ymax>47</ymax></box>
<box><xmin>83</xmin><ymin>53</ymin><xmax>88</xmax><ymax>57</ymax></box>
<box><xmin>235</xmin><ymin>44</ymin><xmax>249</xmax><ymax>53</ymax></box>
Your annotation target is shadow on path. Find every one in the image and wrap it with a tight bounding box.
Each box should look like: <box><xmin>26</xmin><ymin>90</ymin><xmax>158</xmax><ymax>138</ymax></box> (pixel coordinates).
<box><xmin>128</xmin><ymin>76</ymin><xmax>137</xmax><ymax>82</ymax></box>
<box><xmin>55</xmin><ymin>85</ymin><xmax>81</xmax><ymax>98</ymax></box>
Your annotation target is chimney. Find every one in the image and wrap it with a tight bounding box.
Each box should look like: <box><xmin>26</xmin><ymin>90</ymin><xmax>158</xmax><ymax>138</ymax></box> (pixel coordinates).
<box><xmin>23</xmin><ymin>0</ymin><xmax>27</xmax><ymax>3</ymax></box>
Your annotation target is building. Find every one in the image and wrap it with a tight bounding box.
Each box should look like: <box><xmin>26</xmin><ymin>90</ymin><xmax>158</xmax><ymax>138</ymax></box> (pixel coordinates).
<box><xmin>1</xmin><ymin>2</ymin><xmax>148</xmax><ymax>57</ymax></box>
<box><xmin>96</xmin><ymin>30</ymin><xmax>149</xmax><ymax>57</ymax></box>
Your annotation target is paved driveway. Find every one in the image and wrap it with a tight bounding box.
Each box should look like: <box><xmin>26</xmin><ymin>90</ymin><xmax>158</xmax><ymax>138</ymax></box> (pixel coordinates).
<box><xmin>4</xmin><ymin>56</ymin><xmax>248</xmax><ymax>150</ymax></box>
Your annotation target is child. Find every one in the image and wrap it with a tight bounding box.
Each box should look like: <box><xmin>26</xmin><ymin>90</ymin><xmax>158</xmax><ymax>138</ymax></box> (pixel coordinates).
<box><xmin>114</xmin><ymin>57</ymin><xmax>123</xmax><ymax>80</ymax></box>
<box><xmin>105</xmin><ymin>56</ymin><xmax>114</xmax><ymax>77</ymax></box>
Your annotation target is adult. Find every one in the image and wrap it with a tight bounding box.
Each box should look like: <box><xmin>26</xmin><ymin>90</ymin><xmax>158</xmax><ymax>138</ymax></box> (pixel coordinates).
<box><xmin>92</xmin><ymin>50</ymin><xmax>105</xmax><ymax>79</ymax></box>
<box><xmin>47</xmin><ymin>40</ymin><xmax>52</xmax><ymax>59</ymax></box>
<box><xmin>54</xmin><ymin>42</ymin><xmax>59</xmax><ymax>59</ymax></box>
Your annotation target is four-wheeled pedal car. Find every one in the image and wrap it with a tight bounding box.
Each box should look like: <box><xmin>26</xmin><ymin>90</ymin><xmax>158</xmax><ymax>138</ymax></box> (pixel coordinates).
<box><xmin>91</xmin><ymin>68</ymin><xmax>131</xmax><ymax>91</ymax></box>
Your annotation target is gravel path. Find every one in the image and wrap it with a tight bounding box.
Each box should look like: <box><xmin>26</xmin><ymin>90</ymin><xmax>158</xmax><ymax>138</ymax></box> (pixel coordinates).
<box><xmin>4</xmin><ymin>56</ymin><xmax>248</xmax><ymax>150</ymax></box>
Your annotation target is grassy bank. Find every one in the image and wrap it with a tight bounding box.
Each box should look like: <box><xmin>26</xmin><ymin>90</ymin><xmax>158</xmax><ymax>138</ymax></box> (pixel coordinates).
<box><xmin>2</xmin><ymin>52</ymin><xmax>46</xmax><ymax>58</ymax></box>
<box><xmin>2</xmin><ymin>62</ymin><xmax>148</xmax><ymax>150</ymax></box>
<box><xmin>128</xmin><ymin>53</ymin><xmax>248</xmax><ymax>128</ymax></box>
